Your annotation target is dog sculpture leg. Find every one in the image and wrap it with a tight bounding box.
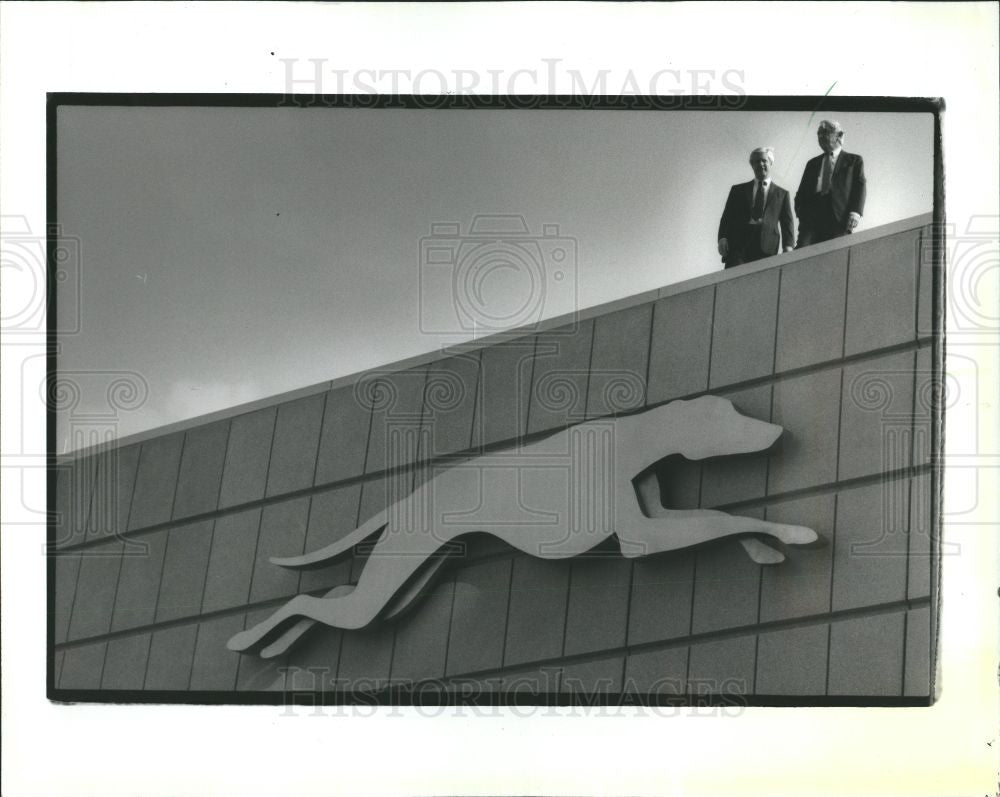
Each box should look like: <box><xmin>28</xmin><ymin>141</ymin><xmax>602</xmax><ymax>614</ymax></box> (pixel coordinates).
<box><xmin>616</xmin><ymin>508</ymin><xmax>817</xmax><ymax>559</ymax></box>
<box><xmin>270</xmin><ymin>507</ymin><xmax>389</xmax><ymax>569</ymax></box>
<box><xmin>255</xmin><ymin>554</ymin><xmax>452</xmax><ymax>659</ymax></box>
<box><xmin>228</xmin><ymin>534</ymin><xmax>438</xmax><ymax>653</ymax></box>
<box><xmin>632</xmin><ymin>470</ymin><xmax>788</xmax><ymax>564</ymax></box>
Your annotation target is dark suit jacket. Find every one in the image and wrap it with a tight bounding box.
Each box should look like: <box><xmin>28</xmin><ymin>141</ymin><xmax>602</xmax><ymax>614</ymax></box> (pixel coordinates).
<box><xmin>718</xmin><ymin>180</ymin><xmax>794</xmax><ymax>261</ymax></box>
<box><xmin>795</xmin><ymin>150</ymin><xmax>867</xmax><ymax>228</ymax></box>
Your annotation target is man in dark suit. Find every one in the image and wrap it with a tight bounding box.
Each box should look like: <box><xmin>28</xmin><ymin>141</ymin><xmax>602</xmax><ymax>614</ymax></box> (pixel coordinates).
<box><xmin>718</xmin><ymin>147</ymin><xmax>795</xmax><ymax>269</ymax></box>
<box><xmin>795</xmin><ymin>119</ymin><xmax>867</xmax><ymax>247</ymax></box>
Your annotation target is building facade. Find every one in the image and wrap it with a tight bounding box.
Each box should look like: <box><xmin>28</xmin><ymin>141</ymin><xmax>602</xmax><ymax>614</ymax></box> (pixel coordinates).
<box><xmin>51</xmin><ymin>213</ymin><xmax>938</xmax><ymax>703</ymax></box>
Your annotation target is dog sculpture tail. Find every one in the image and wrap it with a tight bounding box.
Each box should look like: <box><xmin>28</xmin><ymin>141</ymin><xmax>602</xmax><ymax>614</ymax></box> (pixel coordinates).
<box><xmin>270</xmin><ymin>507</ymin><xmax>389</xmax><ymax>569</ymax></box>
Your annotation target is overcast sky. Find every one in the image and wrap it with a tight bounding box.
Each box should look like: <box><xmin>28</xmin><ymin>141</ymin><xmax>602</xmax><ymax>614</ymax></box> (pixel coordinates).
<box><xmin>55</xmin><ymin>106</ymin><xmax>933</xmax><ymax>447</ymax></box>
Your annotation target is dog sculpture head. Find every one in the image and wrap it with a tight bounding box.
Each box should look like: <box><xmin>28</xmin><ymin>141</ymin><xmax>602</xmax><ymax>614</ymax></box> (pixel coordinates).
<box><xmin>640</xmin><ymin>394</ymin><xmax>783</xmax><ymax>462</ymax></box>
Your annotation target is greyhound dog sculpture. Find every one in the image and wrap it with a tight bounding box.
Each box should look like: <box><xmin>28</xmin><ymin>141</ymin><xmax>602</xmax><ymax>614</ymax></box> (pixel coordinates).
<box><xmin>228</xmin><ymin>395</ymin><xmax>817</xmax><ymax>658</ymax></box>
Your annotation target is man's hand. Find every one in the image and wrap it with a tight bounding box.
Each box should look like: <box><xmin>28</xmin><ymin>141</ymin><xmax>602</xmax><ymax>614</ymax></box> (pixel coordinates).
<box><xmin>718</xmin><ymin>238</ymin><xmax>729</xmax><ymax>257</ymax></box>
<box><xmin>846</xmin><ymin>212</ymin><xmax>861</xmax><ymax>232</ymax></box>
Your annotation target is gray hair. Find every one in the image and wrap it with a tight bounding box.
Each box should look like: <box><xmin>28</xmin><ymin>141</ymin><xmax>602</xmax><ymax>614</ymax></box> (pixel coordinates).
<box><xmin>818</xmin><ymin>119</ymin><xmax>844</xmax><ymax>136</ymax></box>
<box><xmin>749</xmin><ymin>146</ymin><xmax>774</xmax><ymax>164</ymax></box>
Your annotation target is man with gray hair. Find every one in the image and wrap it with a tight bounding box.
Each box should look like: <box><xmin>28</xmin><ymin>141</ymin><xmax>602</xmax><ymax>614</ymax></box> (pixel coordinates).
<box><xmin>795</xmin><ymin>119</ymin><xmax>867</xmax><ymax>246</ymax></box>
<box><xmin>717</xmin><ymin>146</ymin><xmax>795</xmax><ymax>268</ymax></box>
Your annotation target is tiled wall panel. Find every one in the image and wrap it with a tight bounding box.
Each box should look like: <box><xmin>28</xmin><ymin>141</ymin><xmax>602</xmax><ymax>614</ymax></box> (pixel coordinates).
<box><xmin>527</xmin><ymin>321</ymin><xmax>593</xmax><ymax>433</ymax></box>
<box><xmin>586</xmin><ymin>304</ymin><xmax>652</xmax><ymax>418</ymax></box>
<box><xmin>172</xmin><ymin>421</ymin><xmax>229</xmax><ymax>519</ymax></box>
<box><xmin>844</xmin><ymin>228</ymin><xmax>921</xmax><ymax>356</ymax></box>
<box><xmin>128</xmin><ymin>434</ymin><xmax>183</xmax><ymax>530</ymax></box>
<box><xmin>646</xmin><ymin>286</ymin><xmax>714</xmax><ymax>404</ymax></box>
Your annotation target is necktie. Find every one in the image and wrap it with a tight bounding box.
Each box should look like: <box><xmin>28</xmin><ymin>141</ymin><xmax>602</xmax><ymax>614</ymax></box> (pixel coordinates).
<box><xmin>821</xmin><ymin>153</ymin><xmax>833</xmax><ymax>193</ymax></box>
<box><xmin>752</xmin><ymin>181</ymin><xmax>765</xmax><ymax>221</ymax></box>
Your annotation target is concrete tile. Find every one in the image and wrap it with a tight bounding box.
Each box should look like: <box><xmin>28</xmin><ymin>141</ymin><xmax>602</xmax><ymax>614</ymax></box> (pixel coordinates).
<box><xmin>831</xmin><ymin>481</ymin><xmax>909</xmax><ymax>612</ymax></box>
<box><xmin>627</xmin><ymin>550</ymin><xmax>695</xmax><ymax>645</ymax></box>
<box><xmin>337</xmin><ymin>623</ymin><xmax>395</xmax><ymax>693</ymax></box>
<box><xmin>445</xmin><ymin>558</ymin><xmax>513</xmax><ymax>676</ymax></box>
<box><xmin>54</xmin><ymin>454</ymin><xmax>98</xmax><ymax>548</ymax></box>
<box><xmin>172</xmin><ymin>420</ymin><xmax>229</xmax><ymax>519</ymax></box>
<box><xmin>189</xmin><ymin>613</ymin><xmax>244</xmax><ymax>691</ymax></box>
<box><xmin>236</xmin><ymin>609</ymin><xmax>290</xmax><ymax>691</ymax></box>
<box><xmin>646</xmin><ymin>286</ymin><xmax>714</xmax><ymax>404</ymax></box>
<box><xmin>710</xmin><ymin>269</ymin><xmax>779</xmax><ymax>389</ymax></box>
<box><xmin>128</xmin><ymin>433</ymin><xmax>184</xmax><ymax>530</ymax></box>
<box><xmin>760</xmin><ymin>494</ymin><xmax>835</xmax><ymax>623</ymax></box>
<box><xmin>297</xmin><ymin>483</ymin><xmax>361</xmax><ymax>594</ymax></box>
<box><xmin>527</xmin><ymin>320</ymin><xmax>594</xmax><ymax>434</ymax></box>
<box><xmin>586</xmin><ymin>303</ymin><xmax>654</xmax><ymax>419</ymax></box>
<box><xmin>503</xmin><ymin>555</ymin><xmax>571</xmax><ymax>667</ymax></box>
<box><xmin>110</xmin><ymin>531</ymin><xmax>167</xmax><ymax>631</ymax></box>
<box><xmin>775</xmin><ymin>249</ymin><xmax>848</xmax><ymax>372</ymax></box>
<box><xmin>85</xmin><ymin>444</ymin><xmax>140</xmax><ymax>543</ymax></box>
<box><xmin>768</xmin><ymin>367</ymin><xmax>842</xmax><ymax>495</ymax></box>
<box><xmin>67</xmin><ymin>542</ymin><xmax>124</xmax><ymax>641</ymax></box>
<box><xmin>845</xmin><ymin>228</ymin><xmax>922</xmax><ymax>356</ymax></box>
<box><xmin>755</xmin><ymin>624</ymin><xmax>828</xmax><ymax>696</ymax></box>
<box><xmin>839</xmin><ymin>350</ymin><xmax>916</xmax><ymax>481</ymax></box>
<box><xmin>691</xmin><ymin>508</ymin><xmax>763</xmax><ymax>635</ymax></box>
<box><xmin>440</xmin><ymin>675</ymin><xmax>504</xmax><ymax>701</ymax></box>
<box><xmin>101</xmin><ymin>633</ymin><xmax>151</xmax><ymax>690</ymax></box>
<box><xmin>144</xmin><ymin>624</ymin><xmax>198</xmax><ymax>690</ymax></box>
<box><xmin>314</xmin><ymin>383</ymin><xmax>372</xmax><ymax>485</ymax></box>
<box><xmin>828</xmin><ymin>611</ymin><xmax>905</xmax><ymax>696</ymax></box>
<box><xmin>563</xmin><ymin>555</ymin><xmax>632</xmax><ymax>656</ymax></box>
<box><xmin>201</xmin><ymin>508</ymin><xmax>262</xmax><ymax>614</ymax></box>
<box><xmin>503</xmin><ymin>666</ymin><xmax>561</xmax><ymax>696</ymax></box>
<box><xmin>560</xmin><ymin>655</ymin><xmax>623</xmax><ymax>694</ymax></box>
<box><xmin>155</xmin><ymin>519</ymin><xmax>214</xmax><ymax>622</ymax></box>
<box><xmin>908</xmin><ymin>473</ymin><xmax>933</xmax><ymax>600</ymax></box>
<box><xmin>59</xmin><ymin>641</ymin><xmax>107</xmax><ymax>690</ymax></box>
<box><xmin>364</xmin><ymin>367</ymin><xmax>427</xmax><ymax>475</ymax></box>
<box><xmin>283</xmin><ymin>626</ymin><xmax>343</xmax><ymax>694</ymax></box>
<box><xmin>420</xmin><ymin>352</ymin><xmax>480</xmax><ymax>459</ymax></box>
<box><xmin>218</xmin><ymin>407</ymin><xmax>275</xmax><ymax>509</ymax></box>
<box><xmin>624</xmin><ymin>646</ymin><xmax>688</xmax><ymax>695</ymax></box>
<box><xmin>911</xmin><ymin>345</ymin><xmax>935</xmax><ymax>468</ymax></box>
<box><xmin>471</xmin><ymin>338</ymin><xmax>535</xmax><ymax>448</ymax></box>
<box><xmin>904</xmin><ymin>606</ymin><xmax>932</xmax><ymax>697</ymax></box>
<box><xmin>54</xmin><ymin>552</ymin><xmax>82</xmax><ymax>644</ymax></box>
<box><xmin>266</xmin><ymin>393</ymin><xmax>325</xmax><ymax>498</ymax></box>
<box><xmin>249</xmin><ymin>496</ymin><xmax>308</xmax><ymax>603</ymax></box>
<box><xmin>687</xmin><ymin>635</ymin><xmax>756</xmax><ymax>696</ymax></box>
<box><xmin>700</xmin><ymin>384</ymin><xmax>772</xmax><ymax>507</ymax></box>
<box><xmin>390</xmin><ymin>580</ymin><xmax>455</xmax><ymax>684</ymax></box>
<box><xmin>646</xmin><ymin>456</ymin><xmax>701</xmax><ymax>511</ymax></box>
<box><xmin>917</xmin><ymin>226</ymin><xmax>935</xmax><ymax>338</ymax></box>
